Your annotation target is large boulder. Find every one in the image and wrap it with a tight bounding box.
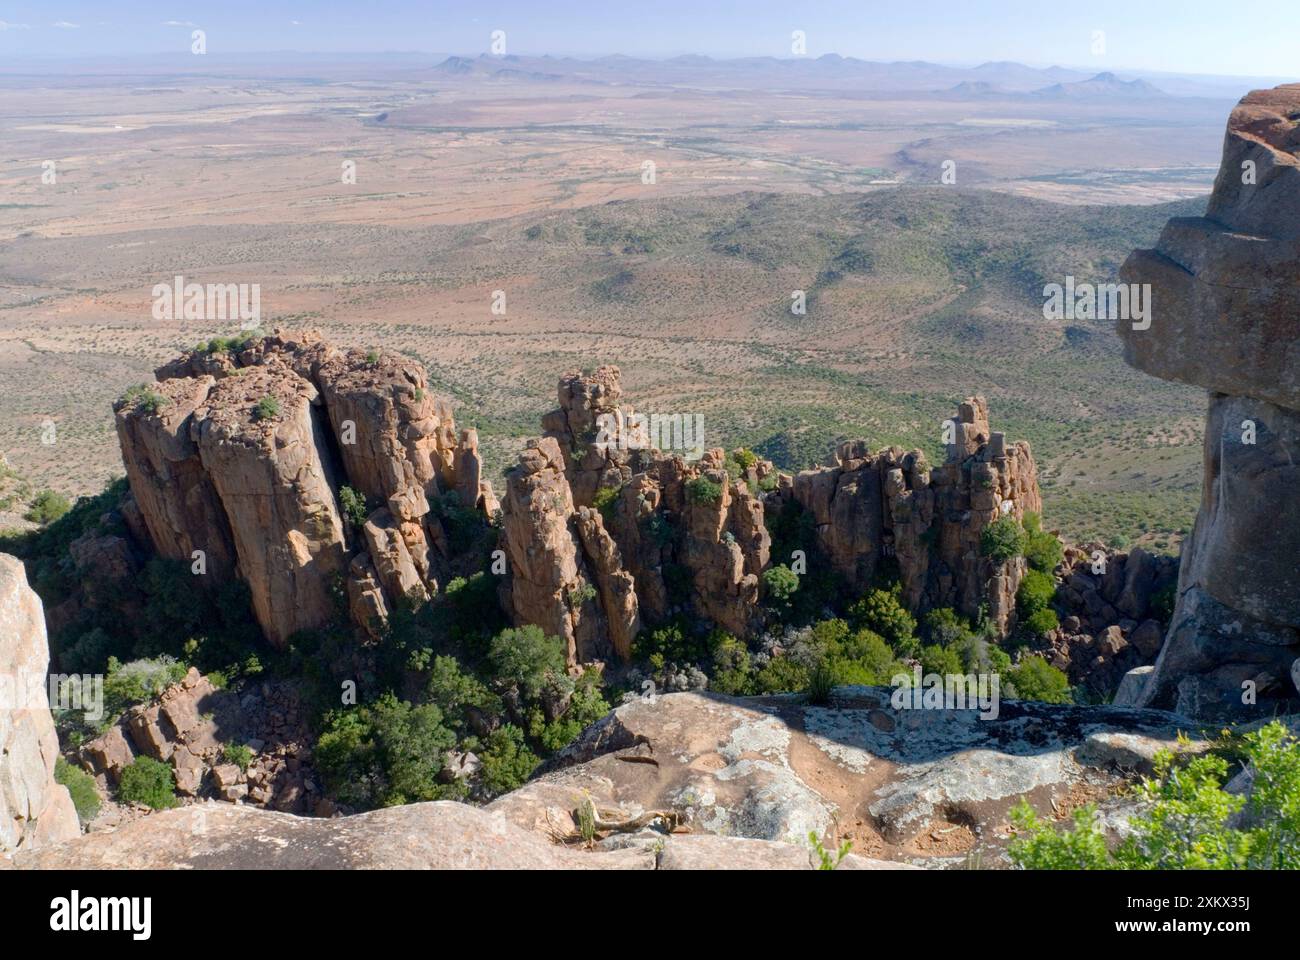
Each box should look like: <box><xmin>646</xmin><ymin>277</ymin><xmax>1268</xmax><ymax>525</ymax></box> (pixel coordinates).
<box><xmin>489</xmin><ymin>689</ymin><xmax>1202</xmax><ymax>866</ymax></box>
<box><xmin>0</xmin><ymin>555</ymin><xmax>79</xmax><ymax>854</ymax></box>
<box><xmin>1120</xmin><ymin>85</ymin><xmax>1300</xmax><ymax>719</ymax></box>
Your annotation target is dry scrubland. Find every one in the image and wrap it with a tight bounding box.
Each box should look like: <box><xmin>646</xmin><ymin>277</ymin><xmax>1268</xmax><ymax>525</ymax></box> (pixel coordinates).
<box><xmin>0</xmin><ymin>62</ymin><xmax>1223</xmax><ymax>549</ymax></box>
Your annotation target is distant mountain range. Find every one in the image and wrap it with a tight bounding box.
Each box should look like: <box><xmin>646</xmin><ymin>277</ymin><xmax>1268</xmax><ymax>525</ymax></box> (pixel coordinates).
<box><xmin>431</xmin><ymin>54</ymin><xmax>1206</xmax><ymax>98</ymax></box>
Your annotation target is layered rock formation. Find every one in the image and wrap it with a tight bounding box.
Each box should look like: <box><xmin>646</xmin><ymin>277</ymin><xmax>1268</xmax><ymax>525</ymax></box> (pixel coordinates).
<box><xmin>1120</xmin><ymin>85</ymin><xmax>1300</xmax><ymax>719</ymax></box>
<box><xmin>792</xmin><ymin>397</ymin><xmax>1041</xmax><ymax>634</ymax></box>
<box><xmin>501</xmin><ymin>368</ymin><xmax>1042</xmax><ymax>666</ymax></box>
<box><xmin>0</xmin><ymin>554</ymin><xmax>79</xmax><ymax>854</ymax></box>
<box><xmin>115</xmin><ymin>332</ymin><xmax>496</xmax><ymax>648</ymax></box>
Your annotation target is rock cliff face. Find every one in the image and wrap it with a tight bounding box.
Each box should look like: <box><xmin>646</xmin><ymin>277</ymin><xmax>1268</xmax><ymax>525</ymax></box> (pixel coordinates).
<box><xmin>114</xmin><ymin>332</ymin><xmax>496</xmax><ymax>648</ymax></box>
<box><xmin>122</xmin><ymin>340</ymin><xmax>1039</xmax><ymax>668</ymax></box>
<box><xmin>1120</xmin><ymin>84</ymin><xmax>1300</xmax><ymax>720</ymax></box>
<box><xmin>0</xmin><ymin>554</ymin><xmax>79</xmax><ymax>854</ymax></box>
<box><xmin>501</xmin><ymin>368</ymin><xmax>1042</xmax><ymax>667</ymax></box>
<box><xmin>792</xmin><ymin>397</ymin><xmax>1040</xmax><ymax>634</ymax></box>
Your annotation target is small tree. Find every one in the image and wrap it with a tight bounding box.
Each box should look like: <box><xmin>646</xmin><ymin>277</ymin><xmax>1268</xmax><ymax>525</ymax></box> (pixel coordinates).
<box><xmin>117</xmin><ymin>756</ymin><xmax>177</xmax><ymax>810</ymax></box>
<box><xmin>981</xmin><ymin>515</ymin><xmax>1026</xmax><ymax>563</ymax></box>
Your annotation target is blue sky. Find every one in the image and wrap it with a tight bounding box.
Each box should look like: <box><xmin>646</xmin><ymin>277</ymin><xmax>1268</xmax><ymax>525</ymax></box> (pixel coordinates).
<box><xmin>0</xmin><ymin>0</ymin><xmax>1294</xmax><ymax>78</ymax></box>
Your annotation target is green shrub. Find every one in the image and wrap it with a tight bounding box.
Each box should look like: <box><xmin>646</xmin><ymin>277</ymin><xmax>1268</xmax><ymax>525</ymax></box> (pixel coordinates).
<box><xmin>563</xmin><ymin>582</ymin><xmax>597</xmax><ymax>610</ymax></box>
<box><xmin>222</xmin><ymin>743</ymin><xmax>254</xmax><ymax>772</ymax></box>
<box><xmin>591</xmin><ymin>484</ymin><xmax>620</xmax><ymax>520</ymax></box>
<box><xmin>122</xmin><ymin>384</ymin><xmax>168</xmax><ymax>414</ymax></box>
<box><xmin>685</xmin><ymin>476</ymin><xmax>723</xmax><ymax>505</ymax></box>
<box><xmin>1010</xmin><ymin>721</ymin><xmax>1300</xmax><ymax>869</ymax></box>
<box><xmin>1016</xmin><ymin>569</ymin><xmax>1057</xmax><ymax>616</ymax></box>
<box><xmin>710</xmin><ymin>633</ymin><xmax>755</xmax><ymax>695</ymax></box>
<box><xmin>24</xmin><ymin>490</ymin><xmax>71</xmax><ymax>525</ymax></box>
<box><xmin>55</xmin><ymin>757</ymin><xmax>100</xmax><ymax>823</ymax></box>
<box><xmin>488</xmin><ymin>625</ymin><xmax>567</xmax><ymax>700</ymax></box>
<box><xmin>920</xmin><ymin>643</ymin><xmax>964</xmax><ymax>676</ymax></box>
<box><xmin>338</xmin><ymin>485</ymin><xmax>369</xmax><ymax>529</ymax></box>
<box><xmin>1007</xmin><ymin>656</ymin><xmax>1071</xmax><ymax>703</ymax></box>
<box><xmin>633</xmin><ymin>619</ymin><xmax>711</xmax><ymax>666</ymax></box>
<box><xmin>762</xmin><ymin>564</ymin><xmax>799</xmax><ymax>605</ymax></box>
<box><xmin>253</xmin><ymin>396</ymin><xmax>280</xmax><ymax>421</ymax></box>
<box><xmin>117</xmin><ymin>756</ymin><xmax>177</xmax><ymax>810</ymax></box>
<box><xmin>848</xmin><ymin>584</ymin><xmax>918</xmax><ymax>655</ymax></box>
<box><xmin>103</xmin><ymin>656</ymin><xmax>189</xmax><ymax>724</ymax></box>
<box><xmin>807</xmin><ymin>659</ymin><xmax>836</xmax><ymax>705</ymax></box>
<box><xmin>1022</xmin><ymin>608</ymin><xmax>1060</xmax><ymax>637</ymax></box>
<box><xmin>981</xmin><ymin>515</ymin><xmax>1026</xmax><ymax>563</ymax></box>
<box><xmin>425</xmin><ymin>655</ymin><xmax>503</xmax><ymax>734</ymax></box>
<box><xmin>315</xmin><ymin>694</ymin><xmax>458</xmax><ymax>809</ymax></box>
<box><xmin>753</xmin><ymin>654</ymin><xmax>810</xmax><ymax>694</ymax></box>
<box><xmin>1022</xmin><ymin>513</ymin><xmax>1064</xmax><ymax>572</ymax></box>
<box><xmin>478</xmin><ymin>724</ymin><xmax>540</xmax><ymax>795</ymax></box>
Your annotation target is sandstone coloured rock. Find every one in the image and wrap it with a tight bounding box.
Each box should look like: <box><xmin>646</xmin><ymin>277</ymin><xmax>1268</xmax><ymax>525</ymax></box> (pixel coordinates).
<box><xmin>1120</xmin><ymin>85</ymin><xmax>1300</xmax><ymax>719</ymax></box>
<box><xmin>0</xmin><ymin>554</ymin><xmax>80</xmax><ymax>854</ymax></box>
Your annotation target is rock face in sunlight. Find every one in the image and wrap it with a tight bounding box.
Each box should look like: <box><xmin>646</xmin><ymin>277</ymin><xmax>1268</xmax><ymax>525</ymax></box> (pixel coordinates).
<box><xmin>792</xmin><ymin>396</ymin><xmax>1041</xmax><ymax>635</ymax></box>
<box><xmin>1119</xmin><ymin>84</ymin><xmax>1300</xmax><ymax>720</ymax></box>
<box><xmin>501</xmin><ymin>365</ymin><xmax>1042</xmax><ymax>668</ymax></box>
<box><xmin>114</xmin><ymin>331</ymin><xmax>497</xmax><ymax>648</ymax></box>
<box><xmin>0</xmin><ymin>554</ymin><xmax>79</xmax><ymax>854</ymax></box>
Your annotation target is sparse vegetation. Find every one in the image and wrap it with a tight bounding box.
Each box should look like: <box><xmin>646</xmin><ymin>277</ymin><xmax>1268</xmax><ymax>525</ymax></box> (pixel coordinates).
<box><xmin>55</xmin><ymin>756</ymin><xmax>101</xmax><ymax>823</ymax></box>
<box><xmin>1011</xmin><ymin>721</ymin><xmax>1300</xmax><ymax>869</ymax></box>
<box><xmin>254</xmin><ymin>396</ymin><xmax>281</xmax><ymax>421</ymax></box>
<box><xmin>24</xmin><ymin>489</ymin><xmax>71</xmax><ymax>525</ymax></box>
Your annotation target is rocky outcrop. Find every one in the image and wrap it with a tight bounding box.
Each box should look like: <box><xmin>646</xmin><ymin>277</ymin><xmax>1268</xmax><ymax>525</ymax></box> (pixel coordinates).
<box><xmin>490</xmin><ymin>688</ymin><xmax>1202</xmax><ymax>865</ymax></box>
<box><xmin>501</xmin><ymin>369</ymin><xmax>1044</xmax><ymax>665</ymax></box>
<box><xmin>573</xmin><ymin>507</ymin><xmax>640</xmax><ymax>661</ymax></box>
<box><xmin>792</xmin><ymin>397</ymin><xmax>1041</xmax><ymax>635</ymax></box>
<box><xmin>314</xmin><ymin>349</ymin><xmax>460</xmax><ymax>521</ymax></box>
<box><xmin>0</xmin><ymin>554</ymin><xmax>79</xmax><ymax>854</ymax></box>
<box><xmin>1119</xmin><ymin>85</ymin><xmax>1300</xmax><ymax>720</ymax></box>
<box><xmin>191</xmin><ymin>365</ymin><xmax>348</xmax><ymax>648</ymax></box>
<box><xmin>542</xmin><ymin>365</ymin><xmax>645</xmax><ymax>507</ymax></box>
<box><xmin>1</xmin><ymin>797</ymin><xmax>909</xmax><ymax>870</ymax></box>
<box><xmin>116</xmin><ymin>331</ymin><xmax>495</xmax><ymax>648</ymax></box>
<box><xmin>113</xmin><ymin>376</ymin><xmax>237</xmax><ymax>582</ymax></box>
<box><xmin>500</xmin><ymin>438</ymin><xmax>608</xmax><ymax>665</ymax></box>
<box><xmin>78</xmin><ymin>667</ymin><xmax>320</xmax><ymax>814</ymax></box>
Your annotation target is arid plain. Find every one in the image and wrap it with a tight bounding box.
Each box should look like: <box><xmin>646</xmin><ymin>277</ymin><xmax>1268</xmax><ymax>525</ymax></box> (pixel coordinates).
<box><xmin>0</xmin><ymin>55</ymin><xmax>1242</xmax><ymax>548</ymax></box>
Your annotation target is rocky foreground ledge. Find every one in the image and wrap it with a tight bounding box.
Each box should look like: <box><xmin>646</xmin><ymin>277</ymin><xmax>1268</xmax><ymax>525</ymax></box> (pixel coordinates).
<box><xmin>7</xmin><ymin>687</ymin><xmax>1209</xmax><ymax>869</ymax></box>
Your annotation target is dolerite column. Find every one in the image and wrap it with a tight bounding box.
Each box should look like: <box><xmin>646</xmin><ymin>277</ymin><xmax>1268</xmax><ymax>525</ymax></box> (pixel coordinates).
<box><xmin>1119</xmin><ymin>84</ymin><xmax>1300</xmax><ymax>719</ymax></box>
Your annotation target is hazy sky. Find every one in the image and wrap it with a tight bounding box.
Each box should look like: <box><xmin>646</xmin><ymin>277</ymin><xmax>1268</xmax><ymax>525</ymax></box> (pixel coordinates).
<box><xmin>0</xmin><ymin>0</ymin><xmax>1294</xmax><ymax>78</ymax></box>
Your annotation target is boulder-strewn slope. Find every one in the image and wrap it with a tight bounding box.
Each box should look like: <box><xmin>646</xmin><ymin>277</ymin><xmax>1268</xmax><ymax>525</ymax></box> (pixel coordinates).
<box><xmin>1120</xmin><ymin>84</ymin><xmax>1300</xmax><ymax>720</ymax></box>
<box><xmin>0</xmin><ymin>555</ymin><xmax>80</xmax><ymax>854</ymax></box>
